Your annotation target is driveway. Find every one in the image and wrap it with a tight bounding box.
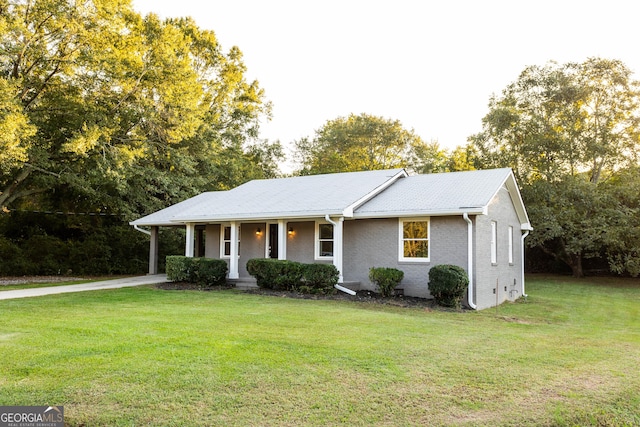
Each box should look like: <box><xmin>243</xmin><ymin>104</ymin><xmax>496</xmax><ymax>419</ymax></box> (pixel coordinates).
<box><xmin>0</xmin><ymin>275</ymin><xmax>169</xmax><ymax>300</ymax></box>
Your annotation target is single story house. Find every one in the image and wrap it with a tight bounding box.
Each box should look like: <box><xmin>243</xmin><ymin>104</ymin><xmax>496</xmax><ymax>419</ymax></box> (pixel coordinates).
<box><xmin>131</xmin><ymin>168</ymin><xmax>532</xmax><ymax>310</ymax></box>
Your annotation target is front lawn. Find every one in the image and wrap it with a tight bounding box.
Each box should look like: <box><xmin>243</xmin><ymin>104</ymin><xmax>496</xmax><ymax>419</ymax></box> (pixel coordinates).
<box><xmin>0</xmin><ymin>276</ymin><xmax>638</xmax><ymax>426</ymax></box>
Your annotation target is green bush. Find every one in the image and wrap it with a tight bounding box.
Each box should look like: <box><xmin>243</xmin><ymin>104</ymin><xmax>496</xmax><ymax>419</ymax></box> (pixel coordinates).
<box><xmin>246</xmin><ymin>258</ymin><xmax>304</xmax><ymax>290</ymax></box>
<box><xmin>300</xmin><ymin>263</ymin><xmax>339</xmax><ymax>294</ymax></box>
<box><xmin>0</xmin><ymin>212</ymin><xmax>179</xmax><ymax>276</ymax></box>
<box><xmin>166</xmin><ymin>256</ymin><xmax>228</xmax><ymax>287</ymax></box>
<box><xmin>166</xmin><ymin>255</ymin><xmax>192</xmax><ymax>282</ymax></box>
<box><xmin>369</xmin><ymin>267</ymin><xmax>404</xmax><ymax>297</ymax></box>
<box><xmin>247</xmin><ymin>259</ymin><xmax>339</xmax><ymax>293</ymax></box>
<box><xmin>428</xmin><ymin>264</ymin><xmax>469</xmax><ymax>308</ymax></box>
<box><xmin>0</xmin><ymin>236</ymin><xmax>28</xmax><ymax>276</ymax></box>
<box><xmin>194</xmin><ymin>258</ymin><xmax>228</xmax><ymax>287</ymax></box>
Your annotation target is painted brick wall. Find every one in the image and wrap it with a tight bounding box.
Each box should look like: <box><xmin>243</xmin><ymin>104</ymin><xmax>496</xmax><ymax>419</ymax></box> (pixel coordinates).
<box><xmin>238</xmin><ymin>223</ymin><xmax>266</xmax><ymax>277</ymax></box>
<box><xmin>473</xmin><ymin>186</ymin><xmax>524</xmax><ymax>310</ymax></box>
<box><xmin>286</xmin><ymin>221</ymin><xmax>317</xmax><ymax>263</ymax></box>
<box><xmin>204</xmin><ymin>224</ymin><xmax>221</xmax><ymax>259</ymax></box>
<box><xmin>343</xmin><ymin>216</ymin><xmax>469</xmax><ymax>298</ymax></box>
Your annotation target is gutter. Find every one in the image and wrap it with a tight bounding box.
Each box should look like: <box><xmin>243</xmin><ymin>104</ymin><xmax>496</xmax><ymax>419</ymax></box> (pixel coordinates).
<box><xmin>324</xmin><ymin>214</ymin><xmax>356</xmax><ymax>295</ymax></box>
<box><xmin>133</xmin><ymin>225</ymin><xmax>151</xmax><ymax>236</ymax></box>
<box><xmin>463</xmin><ymin>213</ymin><xmax>477</xmax><ymax>309</ymax></box>
<box><xmin>521</xmin><ymin>230</ymin><xmax>530</xmax><ymax>298</ymax></box>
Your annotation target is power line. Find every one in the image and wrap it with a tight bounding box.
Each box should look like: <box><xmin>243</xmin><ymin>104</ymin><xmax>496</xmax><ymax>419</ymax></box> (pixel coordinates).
<box><xmin>3</xmin><ymin>210</ymin><xmax>125</xmax><ymax>217</ymax></box>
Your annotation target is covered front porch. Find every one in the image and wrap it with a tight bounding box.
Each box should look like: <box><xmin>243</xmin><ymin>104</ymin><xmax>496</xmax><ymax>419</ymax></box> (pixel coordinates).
<box><xmin>142</xmin><ymin>217</ymin><xmax>347</xmax><ymax>283</ymax></box>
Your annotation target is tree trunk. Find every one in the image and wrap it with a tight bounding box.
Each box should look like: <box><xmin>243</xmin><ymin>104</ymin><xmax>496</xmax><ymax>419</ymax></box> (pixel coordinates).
<box><xmin>568</xmin><ymin>253</ymin><xmax>584</xmax><ymax>278</ymax></box>
<box><xmin>0</xmin><ymin>167</ymin><xmax>32</xmax><ymax>208</ymax></box>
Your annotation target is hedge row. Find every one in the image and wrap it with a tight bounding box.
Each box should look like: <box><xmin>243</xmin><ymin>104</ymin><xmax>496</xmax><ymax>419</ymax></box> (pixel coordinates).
<box><xmin>166</xmin><ymin>256</ymin><xmax>228</xmax><ymax>287</ymax></box>
<box><xmin>0</xmin><ymin>212</ymin><xmax>185</xmax><ymax>276</ymax></box>
<box><xmin>246</xmin><ymin>258</ymin><xmax>339</xmax><ymax>294</ymax></box>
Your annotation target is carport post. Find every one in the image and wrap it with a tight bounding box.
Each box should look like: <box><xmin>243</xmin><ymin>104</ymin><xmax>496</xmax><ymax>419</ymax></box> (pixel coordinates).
<box><xmin>149</xmin><ymin>226</ymin><xmax>159</xmax><ymax>275</ymax></box>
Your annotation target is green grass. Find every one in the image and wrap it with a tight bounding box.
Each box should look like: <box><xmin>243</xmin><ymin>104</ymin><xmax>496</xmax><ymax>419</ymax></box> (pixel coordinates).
<box><xmin>0</xmin><ymin>275</ymin><xmax>638</xmax><ymax>426</ymax></box>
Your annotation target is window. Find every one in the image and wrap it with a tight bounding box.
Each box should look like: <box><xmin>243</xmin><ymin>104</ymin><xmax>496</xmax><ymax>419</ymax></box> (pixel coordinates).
<box><xmin>399</xmin><ymin>219</ymin><xmax>430</xmax><ymax>262</ymax></box>
<box><xmin>316</xmin><ymin>222</ymin><xmax>334</xmax><ymax>259</ymax></box>
<box><xmin>490</xmin><ymin>221</ymin><xmax>497</xmax><ymax>265</ymax></box>
<box><xmin>221</xmin><ymin>225</ymin><xmax>240</xmax><ymax>258</ymax></box>
<box><xmin>508</xmin><ymin>226</ymin><xmax>514</xmax><ymax>265</ymax></box>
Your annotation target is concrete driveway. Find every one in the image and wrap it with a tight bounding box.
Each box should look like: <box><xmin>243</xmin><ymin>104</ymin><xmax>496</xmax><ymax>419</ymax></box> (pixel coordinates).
<box><xmin>0</xmin><ymin>275</ymin><xmax>169</xmax><ymax>301</ymax></box>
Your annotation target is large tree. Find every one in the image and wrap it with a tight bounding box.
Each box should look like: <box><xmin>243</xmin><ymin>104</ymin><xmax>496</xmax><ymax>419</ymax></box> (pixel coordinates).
<box><xmin>294</xmin><ymin>113</ymin><xmax>441</xmax><ymax>175</ymax></box>
<box><xmin>0</xmin><ymin>0</ymin><xmax>277</xmax><ymax>217</ymax></box>
<box><xmin>470</xmin><ymin>58</ymin><xmax>640</xmax><ymax>185</ymax></box>
<box><xmin>470</xmin><ymin>58</ymin><xmax>640</xmax><ymax>277</ymax></box>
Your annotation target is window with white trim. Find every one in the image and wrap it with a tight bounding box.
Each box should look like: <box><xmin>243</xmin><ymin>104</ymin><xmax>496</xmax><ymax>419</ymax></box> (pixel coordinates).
<box><xmin>490</xmin><ymin>221</ymin><xmax>497</xmax><ymax>265</ymax></box>
<box><xmin>508</xmin><ymin>226</ymin><xmax>514</xmax><ymax>265</ymax></box>
<box><xmin>316</xmin><ymin>222</ymin><xmax>334</xmax><ymax>259</ymax></box>
<box><xmin>399</xmin><ymin>218</ymin><xmax>430</xmax><ymax>262</ymax></box>
<box><xmin>221</xmin><ymin>225</ymin><xmax>240</xmax><ymax>258</ymax></box>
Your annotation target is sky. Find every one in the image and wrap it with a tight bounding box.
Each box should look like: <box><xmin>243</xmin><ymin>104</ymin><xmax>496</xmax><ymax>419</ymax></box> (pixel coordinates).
<box><xmin>132</xmin><ymin>0</ymin><xmax>640</xmax><ymax>169</ymax></box>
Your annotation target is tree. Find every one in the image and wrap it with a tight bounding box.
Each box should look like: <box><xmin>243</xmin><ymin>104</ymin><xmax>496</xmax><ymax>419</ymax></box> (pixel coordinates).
<box><xmin>407</xmin><ymin>140</ymin><xmax>451</xmax><ymax>174</ymax></box>
<box><xmin>294</xmin><ymin>113</ymin><xmax>430</xmax><ymax>175</ymax></box>
<box><xmin>470</xmin><ymin>58</ymin><xmax>640</xmax><ymax>277</ymax></box>
<box><xmin>599</xmin><ymin>167</ymin><xmax>640</xmax><ymax>277</ymax></box>
<box><xmin>0</xmin><ymin>0</ymin><xmax>275</xmax><ymax>217</ymax></box>
<box><xmin>470</xmin><ymin>58</ymin><xmax>640</xmax><ymax>185</ymax></box>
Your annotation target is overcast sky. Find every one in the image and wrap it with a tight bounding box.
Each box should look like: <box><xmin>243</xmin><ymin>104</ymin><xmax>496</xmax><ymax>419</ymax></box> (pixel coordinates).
<box><xmin>133</xmin><ymin>0</ymin><xmax>640</xmax><ymax>167</ymax></box>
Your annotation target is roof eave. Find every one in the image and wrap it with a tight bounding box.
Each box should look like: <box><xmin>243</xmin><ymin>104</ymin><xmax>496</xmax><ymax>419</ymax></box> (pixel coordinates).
<box><xmin>169</xmin><ymin>210</ymin><xmax>346</xmax><ymax>223</ymax></box>
<box><xmin>353</xmin><ymin>207</ymin><xmax>487</xmax><ymax>219</ymax></box>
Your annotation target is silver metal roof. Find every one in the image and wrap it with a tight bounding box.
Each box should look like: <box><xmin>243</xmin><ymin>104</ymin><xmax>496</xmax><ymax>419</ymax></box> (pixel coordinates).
<box><xmin>131</xmin><ymin>168</ymin><xmax>406</xmax><ymax>225</ymax></box>
<box><xmin>130</xmin><ymin>167</ymin><xmax>531</xmax><ymax>228</ymax></box>
<box><xmin>355</xmin><ymin>168</ymin><xmax>514</xmax><ymax>216</ymax></box>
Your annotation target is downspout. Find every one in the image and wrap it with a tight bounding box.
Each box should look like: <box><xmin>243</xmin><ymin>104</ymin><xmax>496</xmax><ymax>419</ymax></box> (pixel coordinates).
<box><xmin>521</xmin><ymin>230</ymin><xmax>530</xmax><ymax>298</ymax></box>
<box><xmin>463</xmin><ymin>213</ymin><xmax>477</xmax><ymax>310</ymax></box>
<box><xmin>325</xmin><ymin>214</ymin><xmax>356</xmax><ymax>295</ymax></box>
<box><xmin>133</xmin><ymin>225</ymin><xmax>151</xmax><ymax>236</ymax></box>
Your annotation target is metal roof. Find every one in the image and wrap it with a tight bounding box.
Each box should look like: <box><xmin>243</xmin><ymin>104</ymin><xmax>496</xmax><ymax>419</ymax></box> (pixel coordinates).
<box><xmin>130</xmin><ymin>167</ymin><xmax>531</xmax><ymax>229</ymax></box>
<box><xmin>355</xmin><ymin>168</ymin><xmax>513</xmax><ymax>216</ymax></box>
<box><xmin>131</xmin><ymin>169</ymin><xmax>406</xmax><ymax>225</ymax></box>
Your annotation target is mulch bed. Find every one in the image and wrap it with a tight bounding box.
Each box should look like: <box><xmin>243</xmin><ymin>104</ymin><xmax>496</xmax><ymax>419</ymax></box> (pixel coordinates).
<box><xmin>155</xmin><ymin>282</ymin><xmax>464</xmax><ymax>311</ymax></box>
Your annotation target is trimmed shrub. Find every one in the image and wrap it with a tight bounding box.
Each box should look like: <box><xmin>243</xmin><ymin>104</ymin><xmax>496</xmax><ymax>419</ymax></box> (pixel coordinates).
<box><xmin>166</xmin><ymin>256</ymin><xmax>228</xmax><ymax>287</ymax></box>
<box><xmin>246</xmin><ymin>258</ymin><xmax>304</xmax><ymax>290</ymax></box>
<box><xmin>194</xmin><ymin>258</ymin><xmax>228</xmax><ymax>287</ymax></box>
<box><xmin>300</xmin><ymin>263</ymin><xmax>339</xmax><ymax>294</ymax></box>
<box><xmin>369</xmin><ymin>267</ymin><xmax>404</xmax><ymax>297</ymax></box>
<box><xmin>166</xmin><ymin>255</ymin><xmax>192</xmax><ymax>282</ymax></box>
<box><xmin>247</xmin><ymin>259</ymin><xmax>339</xmax><ymax>293</ymax></box>
<box><xmin>428</xmin><ymin>264</ymin><xmax>469</xmax><ymax>308</ymax></box>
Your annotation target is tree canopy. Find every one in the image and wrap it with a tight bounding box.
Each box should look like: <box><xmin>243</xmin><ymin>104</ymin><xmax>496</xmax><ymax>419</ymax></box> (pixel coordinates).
<box><xmin>293</xmin><ymin>113</ymin><xmax>450</xmax><ymax>175</ymax></box>
<box><xmin>0</xmin><ymin>0</ymin><xmax>280</xmax><ymax>217</ymax></box>
<box><xmin>469</xmin><ymin>58</ymin><xmax>640</xmax><ymax>277</ymax></box>
<box><xmin>470</xmin><ymin>58</ymin><xmax>640</xmax><ymax>185</ymax></box>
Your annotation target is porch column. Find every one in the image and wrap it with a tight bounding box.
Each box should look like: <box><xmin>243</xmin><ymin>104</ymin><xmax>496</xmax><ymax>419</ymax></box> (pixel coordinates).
<box><xmin>229</xmin><ymin>221</ymin><xmax>239</xmax><ymax>279</ymax></box>
<box><xmin>277</xmin><ymin>219</ymin><xmax>287</xmax><ymax>260</ymax></box>
<box><xmin>185</xmin><ymin>223</ymin><xmax>195</xmax><ymax>257</ymax></box>
<box><xmin>325</xmin><ymin>215</ymin><xmax>344</xmax><ymax>283</ymax></box>
<box><xmin>148</xmin><ymin>226</ymin><xmax>159</xmax><ymax>275</ymax></box>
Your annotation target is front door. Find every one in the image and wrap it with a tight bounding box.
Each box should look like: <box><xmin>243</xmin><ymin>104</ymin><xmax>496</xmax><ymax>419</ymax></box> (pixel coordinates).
<box><xmin>268</xmin><ymin>223</ymin><xmax>278</xmax><ymax>258</ymax></box>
